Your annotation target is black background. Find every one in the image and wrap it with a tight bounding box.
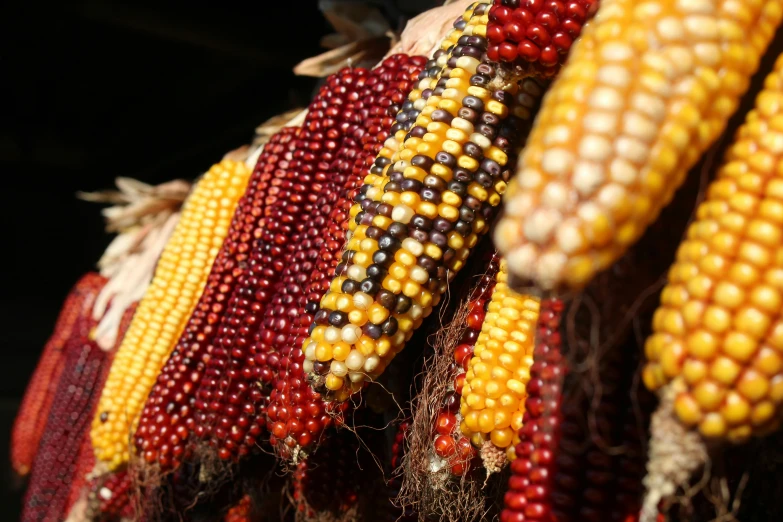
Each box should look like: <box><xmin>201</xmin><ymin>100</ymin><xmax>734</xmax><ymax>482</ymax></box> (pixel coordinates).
<box><xmin>0</xmin><ymin>1</ymin><xmax>330</xmax><ymax>517</ymax></box>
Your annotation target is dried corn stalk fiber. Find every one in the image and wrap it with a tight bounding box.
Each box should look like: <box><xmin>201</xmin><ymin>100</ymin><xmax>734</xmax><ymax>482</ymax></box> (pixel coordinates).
<box><xmin>494</xmin><ymin>0</ymin><xmax>783</xmax><ymax>292</ymax></box>
<box><xmin>641</xmin><ymin>53</ymin><xmax>783</xmax><ymax>522</ymax></box>
<box><xmin>302</xmin><ymin>0</ymin><xmax>543</xmax><ymax>401</ymax></box>
<box><xmin>486</xmin><ymin>0</ymin><xmax>600</xmax><ymax>78</ymax></box>
<box><xmin>92</xmin><ymin>159</ymin><xmax>252</xmax><ymax>471</ymax></box>
<box><xmin>259</xmin><ymin>55</ymin><xmax>428</xmax><ymax>461</ymax></box>
<box><xmin>11</xmin><ymin>273</ymin><xmax>106</xmax><ymax>477</ymax></box>
<box><xmin>134</xmin><ymin>129</ymin><xmax>301</xmax><ymax>473</ymax></box>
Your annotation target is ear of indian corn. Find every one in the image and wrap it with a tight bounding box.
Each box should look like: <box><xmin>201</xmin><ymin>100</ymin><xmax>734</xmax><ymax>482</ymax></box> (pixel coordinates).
<box><xmin>11</xmin><ymin>272</ymin><xmax>106</xmax><ymax>476</ymax></box>
<box><xmin>486</xmin><ymin>0</ymin><xmax>599</xmax><ymax>77</ymax></box>
<box><xmin>92</xmin><ymin>158</ymin><xmax>252</xmax><ymax>470</ymax></box>
<box><xmin>303</xmin><ymin>1</ymin><xmax>545</xmax><ymax>400</ymax></box>
<box><xmin>460</xmin><ymin>259</ymin><xmax>539</xmax><ymax>466</ymax></box>
<box><xmin>643</xmin><ymin>53</ymin><xmax>783</xmax><ymax>443</ymax></box>
<box><xmin>494</xmin><ymin>0</ymin><xmax>783</xmax><ymax>291</ymax></box>
<box><xmin>134</xmin><ymin>128</ymin><xmax>300</xmax><ymax>471</ymax></box>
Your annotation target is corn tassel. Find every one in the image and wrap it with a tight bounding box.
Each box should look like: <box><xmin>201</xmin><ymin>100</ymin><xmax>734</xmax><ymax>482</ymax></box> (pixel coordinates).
<box><xmin>11</xmin><ymin>272</ymin><xmax>105</xmax><ymax>476</ymax></box>
<box><xmin>303</xmin><ymin>0</ymin><xmax>544</xmax><ymax>400</ymax></box>
<box><xmin>460</xmin><ymin>259</ymin><xmax>539</xmax><ymax>467</ymax></box>
<box><xmin>495</xmin><ymin>0</ymin><xmax>783</xmax><ymax>291</ymax></box>
<box><xmin>92</xmin><ymin>159</ymin><xmax>252</xmax><ymax>470</ymax></box>
<box><xmin>641</xmin><ymin>54</ymin><xmax>783</xmax><ymax>521</ymax></box>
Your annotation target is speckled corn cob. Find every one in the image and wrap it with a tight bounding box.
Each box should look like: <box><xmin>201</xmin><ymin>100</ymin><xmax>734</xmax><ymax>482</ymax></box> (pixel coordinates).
<box><xmin>303</xmin><ymin>1</ymin><xmax>544</xmax><ymax>399</ymax></box>
<box><xmin>460</xmin><ymin>259</ymin><xmax>539</xmax><ymax>458</ymax></box>
<box><xmin>643</xmin><ymin>54</ymin><xmax>783</xmax><ymax>443</ymax></box>
<box><xmin>495</xmin><ymin>0</ymin><xmax>783</xmax><ymax>291</ymax></box>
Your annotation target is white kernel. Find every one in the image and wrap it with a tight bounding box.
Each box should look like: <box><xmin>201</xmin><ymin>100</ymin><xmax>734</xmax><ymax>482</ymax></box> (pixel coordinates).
<box><xmin>418</xmin><ymin>79</ymin><xmax>431</xmax><ymax>91</ymax></box>
<box><xmin>504</xmin><ymin>191</ymin><xmax>536</xmax><ymax>218</ymax></box>
<box><xmin>634</xmin><ymin>2</ymin><xmax>662</xmax><ymax>18</ymax></box>
<box><xmin>456</xmin><ymin>56</ymin><xmax>480</xmax><ymax>74</ymax></box>
<box><xmin>409</xmin><ymin>303</ymin><xmax>424</xmax><ymax>321</ymax></box>
<box><xmin>664</xmin><ymin>46</ymin><xmax>695</xmax><ymax>76</ymax></box>
<box><xmin>684</xmin><ymin>16</ymin><xmax>719</xmax><ymax>39</ymax></box>
<box><xmin>524</xmin><ymin>208</ymin><xmax>562</xmax><ymax>245</ymax></box>
<box><xmin>615</xmin><ymin>137</ymin><xmax>649</xmax><ymax>164</ymax></box>
<box><xmin>519</xmin><ymin>167</ymin><xmax>544</xmax><ymax>190</ymax></box>
<box><xmin>364</xmin><ymin>355</ymin><xmax>381</xmax><ymax>372</ymax></box>
<box><xmin>366</xmin><ymin>186</ymin><xmax>381</xmax><ymax>201</ymax></box>
<box><xmin>541</xmin><ymin>149</ymin><xmax>575</xmax><ymax>177</ymax></box>
<box><xmin>579</xmin><ymin>135</ymin><xmax>613</xmax><ymax>162</ymax></box>
<box><xmin>541</xmin><ymin>182</ymin><xmax>573</xmax><ymax>211</ymax></box>
<box><xmin>303</xmin><ymin>359</ymin><xmax>314</xmax><ymax>374</ymax></box>
<box><xmin>631</xmin><ymin>93</ymin><xmax>667</xmax><ymax>122</ymax></box>
<box><xmin>572</xmin><ymin>162</ymin><xmax>605</xmax><ymax>197</ymax></box>
<box><xmin>324</xmin><ymin>327</ymin><xmax>341</xmax><ymax>343</ymax></box>
<box><xmin>410</xmin><ymin>266</ymin><xmax>430</xmax><ymax>284</ymax></box>
<box><xmin>596</xmin><ymin>65</ymin><xmax>632</xmax><ymax>89</ymax></box>
<box><xmin>556</xmin><ymin>223</ymin><xmax>585</xmax><ymax>255</ymax></box>
<box><xmin>452</xmin><ymin>117</ymin><xmax>474</xmax><ymax>134</ymax></box>
<box><xmin>623</xmin><ymin>112</ymin><xmax>658</xmax><ymax>142</ymax></box>
<box><xmin>348</xmin><ymin>372</ymin><xmax>365</xmax><ymax>383</ymax></box>
<box><xmin>347</xmin><ymin>264</ymin><xmax>367</xmax><ymax>282</ymax></box>
<box><xmin>535</xmin><ymin>251</ymin><xmax>567</xmax><ymax>290</ymax></box>
<box><xmin>401</xmin><ymin>237</ymin><xmax>424</xmax><ymax>257</ymax></box>
<box><xmin>305</xmin><ymin>341</ymin><xmax>317</xmax><ymax>360</ymax></box>
<box><xmin>391</xmin><ymin>204</ymin><xmax>415</xmax><ymax>224</ymax></box>
<box><xmin>693</xmin><ymin>43</ymin><xmax>721</xmax><ymax>66</ymax></box>
<box><xmin>609</xmin><ymin>158</ymin><xmax>639</xmax><ymax>185</ymax></box>
<box><xmin>330</xmin><ymin>361</ymin><xmax>348</xmax><ymax>377</ymax></box>
<box><xmin>99</xmin><ymin>487</ymin><xmax>112</xmax><ymax>500</ymax></box>
<box><xmin>353</xmin><ymin>292</ymin><xmax>373</xmax><ymax>311</ymax></box>
<box><xmin>600</xmin><ymin>42</ymin><xmax>634</xmax><ymax>62</ymax></box>
<box><xmin>657</xmin><ymin>17</ymin><xmax>686</xmax><ymax>41</ymax></box>
<box><xmin>341</xmin><ymin>325</ymin><xmax>361</xmax><ymax>344</ymax></box>
<box><xmin>506</xmin><ymin>244</ymin><xmax>539</xmax><ymax>280</ymax></box>
<box><xmin>442</xmin><ymin>88</ymin><xmax>465</xmax><ymax>102</ymax></box>
<box><xmin>597</xmin><ymin>184</ymin><xmax>628</xmax><ymax>212</ymax></box>
<box><xmin>577</xmin><ymin>202</ymin><xmax>602</xmax><ymax>223</ymax></box>
<box><xmin>413</xmin><ymin>98</ymin><xmax>427</xmax><ymax>110</ymax></box>
<box><xmin>643</xmin><ymin>52</ymin><xmax>677</xmax><ymax>80</ymax></box>
<box><xmin>589</xmin><ymin>87</ymin><xmax>624</xmax><ymax>111</ymax></box>
<box><xmin>470</xmin><ymin>132</ymin><xmax>492</xmax><ymax>150</ymax></box>
<box><xmin>494</xmin><ymin>215</ymin><xmax>523</xmax><ymax>253</ymax></box>
<box><xmin>543</xmin><ymin>125</ymin><xmax>572</xmax><ymax>146</ymax></box>
<box><xmin>394</xmin><ymin>160</ymin><xmax>410</xmax><ymax>171</ymax></box>
<box><xmin>583</xmin><ymin>112</ymin><xmax>618</xmax><ymax>135</ymax></box>
<box><xmin>384</xmin><ymin>138</ymin><xmax>398</xmax><ymax>149</ymax></box>
<box><xmin>676</xmin><ymin>0</ymin><xmax>714</xmax><ymax>13</ymax></box>
<box><xmin>345</xmin><ymin>350</ymin><xmax>366</xmax><ymax>371</ymax></box>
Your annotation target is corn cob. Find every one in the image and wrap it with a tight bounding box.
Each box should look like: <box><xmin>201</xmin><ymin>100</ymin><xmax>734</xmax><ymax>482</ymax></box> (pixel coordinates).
<box><xmin>641</xmin><ymin>54</ymin><xmax>783</xmax><ymax>521</ymax></box>
<box><xmin>225</xmin><ymin>495</ymin><xmax>253</xmax><ymax>522</ymax></box>
<box><xmin>501</xmin><ymin>298</ymin><xmax>565</xmax><ymax>522</ymax></box>
<box><xmin>487</xmin><ymin>0</ymin><xmax>599</xmax><ymax>77</ymax></box>
<box><xmin>262</xmin><ymin>55</ymin><xmax>428</xmax><ymax>459</ymax></box>
<box><xmin>22</xmin><ymin>288</ymin><xmax>110</xmax><ymax>522</ymax></box>
<box><xmin>134</xmin><ymin>129</ymin><xmax>299</xmax><ymax>471</ymax></box>
<box><xmin>460</xmin><ymin>259</ymin><xmax>539</xmax><ymax>468</ymax></box>
<box><xmin>430</xmin><ymin>254</ymin><xmax>498</xmax><ymax>476</ymax></box>
<box><xmin>494</xmin><ymin>0</ymin><xmax>783</xmax><ymax>292</ymax></box>
<box><xmin>90</xmin><ymin>470</ymin><xmax>135</xmax><ymax>521</ymax></box>
<box><xmin>11</xmin><ymin>273</ymin><xmax>106</xmax><ymax>476</ymax></box>
<box><xmin>92</xmin><ymin>159</ymin><xmax>252</xmax><ymax>470</ymax></box>
<box><xmin>303</xmin><ymin>0</ymin><xmax>544</xmax><ymax>399</ymax></box>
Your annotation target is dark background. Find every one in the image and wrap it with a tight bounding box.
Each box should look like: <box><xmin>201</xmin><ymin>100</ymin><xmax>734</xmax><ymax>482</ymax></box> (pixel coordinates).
<box><xmin>0</xmin><ymin>1</ymin><xmax>332</xmax><ymax>517</ymax></box>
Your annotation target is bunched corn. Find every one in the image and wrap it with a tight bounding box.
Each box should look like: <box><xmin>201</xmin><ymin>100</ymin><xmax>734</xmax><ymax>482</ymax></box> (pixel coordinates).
<box><xmin>460</xmin><ymin>259</ymin><xmax>539</xmax><ymax>460</ymax></box>
<box><xmin>643</xmin><ymin>54</ymin><xmax>783</xmax><ymax>443</ymax></box>
<box><xmin>303</xmin><ymin>1</ymin><xmax>544</xmax><ymax>399</ymax></box>
<box><xmin>494</xmin><ymin>0</ymin><xmax>783</xmax><ymax>291</ymax></box>
<box><xmin>92</xmin><ymin>159</ymin><xmax>252</xmax><ymax>470</ymax></box>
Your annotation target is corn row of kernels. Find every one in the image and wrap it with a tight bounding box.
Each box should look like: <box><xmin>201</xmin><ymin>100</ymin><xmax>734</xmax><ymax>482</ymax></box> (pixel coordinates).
<box><xmin>91</xmin><ymin>159</ymin><xmax>251</xmax><ymax>469</ymax></box>
<box><xmin>303</xmin><ymin>2</ymin><xmax>544</xmax><ymax>399</ymax></box>
<box><xmin>460</xmin><ymin>259</ymin><xmax>539</xmax><ymax>455</ymax></box>
<box><xmin>495</xmin><ymin>0</ymin><xmax>783</xmax><ymax>292</ymax></box>
<box><xmin>643</xmin><ymin>54</ymin><xmax>783</xmax><ymax>443</ymax></box>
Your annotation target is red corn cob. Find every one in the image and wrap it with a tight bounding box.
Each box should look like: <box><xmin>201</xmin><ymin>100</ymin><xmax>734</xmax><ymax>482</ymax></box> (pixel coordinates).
<box><xmin>486</xmin><ymin>0</ymin><xmax>599</xmax><ymax>77</ymax></box>
<box><xmin>501</xmin><ymin>297</ymin><xmax>566</xmax><ymax>522</ymax></box>
<box><xmin>11</xmin><ymin>272</ymin><xmax>106</xmax><ymax>477</ymax></box>
<box><xmin>91</xmin><ymin>470</ymin><xmax>135</xmax><ymax>521</ymax></box>
<box><xmin>263</xmin><ymin>54</ymin><xmax>429</xmax><ymax>459</ymax></box>
<box><xmin>134</xmin><ymin>128</ymin><xmax>300</xmax><ymax>470</ymax></box>
<box><xmin>22</xmin><ymin>279</ymin><xmax>112</xmax><ymax>522</ymax></box>
<box><xmin>225</xmin><ymin>495</ymin><xmax>253</xmax><ymax>522</ymax></box>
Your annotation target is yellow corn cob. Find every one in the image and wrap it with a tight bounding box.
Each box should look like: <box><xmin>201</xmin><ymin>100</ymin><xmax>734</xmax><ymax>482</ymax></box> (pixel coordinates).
<box><xmin>494</xmin><ymin>0</ymin><xmax>783</xmax><ymax>292</ymax></box>
<box><xmin>91</xmin><ymin>159</ymin><xmax>252</xmax><ymax>470</ymax></box>
<box><xmin>460</xmin><ymin>260</ymin><xmax>539</xmax><ymax>458</ymax></box>
<box><xmin>643</xmin><ymin>54</ymin><xmax>783</xmax><ymax>443</ymax></box>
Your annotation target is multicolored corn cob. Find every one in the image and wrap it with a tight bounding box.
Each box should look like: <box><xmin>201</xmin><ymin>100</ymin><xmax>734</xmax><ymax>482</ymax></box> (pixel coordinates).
<box><xmin>303</xmin><ymin>0</ymin><xmax>544</xmax><ymax>399</ymax></box>
<box><xmin>487</xmin><ymin>0</ymin><xmax>599</xmax><ymax>77</ymax></box>
<box><xmin>93</xmin><ymin>159</ymin><xmax>252</xmax><ymax>470</ymax></box>
<box><xmin>495</xmin><ymin>0</ymin><xmax>783</xmax><ymax>291</ymax></box>
<box><xmin>11</xmin><ymin>273</ymin><xmax>106</xmax><ymax>477</ymax></box>
<box><xmin>262</xmin><ymin>54</ymin><xmax>428</xmax><ymax>459</ymax></box>
<box><xmin>501</xmin><ymin>298</ymin><xmax>565</xmax><ymax>522</ymax></box>
<box><xmin>134</xmin><ymin>129</ymin><xmax>299</xmax><ymax>471</ymax></box>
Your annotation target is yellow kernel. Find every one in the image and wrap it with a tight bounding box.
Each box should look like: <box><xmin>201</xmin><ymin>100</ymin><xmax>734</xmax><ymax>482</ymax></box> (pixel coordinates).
<box><xmin>674</xmin><ymin>393</ymin><xmax>703</xmax><ymax>426</ymax></box>
<box><xmin>478</xmin><ymin>410</ymin><xmax>495</xmax><ymax>433</ymax></box>
<box><xmin>490</xmin><ymin>428</ymin><xmax>514</xmax><ymax>448</ymax></box>
<box><xmin>682</xmin><ymin>359</ymin><xmax>708</xmax><ymax>385</ymax></box>
<box><xmin>356</xmin><ymin>336</ymin><xmax>376</xmax><ymax>357</ymax></box>
<box><xmin>751</xmin><ymin>400</ymin><xmax>776</xmax><ymax>426</ymax></box>
<box><xmin>736</xmin><ymin>370</ymin><xmax>770</xmax><ymax>402</ymax></box>
<box><xmin>325</xmin><ymin>374</ymin><xmax>345</xmax><ymax>391</ymax></box>
<box><xmin>686</xmin><ymin>330</ymin><xmax>718</xmax><ymax>360</ymax></box>
<box><xmin>332</xmin><ymin>342</ymin><xmax>351</xmax><ymax>361</ymax></box>
<box><xmin>692</xmin><ymin>380</ymin><xmax>726</xmax><ymax>411</ymax></box>
<box><xmin>721</xmin><ymin>391</ymin><xmax>751</xmax><ymax>425</ymax></box>
<box><xmin>348</xmin><ymin>309</ymin><xmax>368</xmax><ymax>327</ymax></box>
<box><xmin>710</xmin><ymin>356</ymin><xmax>743</xmax><ymax>386</ymax></box>
<box><xmin>315</xmin><ymin>343</ymin><xmax>333</xmax><ymax>362</ymax></box>
<box><xmin>723</xmin><ymin>331</ymin><xmax>758</xmax><ymax>362</ymax></box>
<box><xmin>699</xmin><ymin>413</ymin><xmax>727</xmax><ymax>438</ymax></box>
<box><xmin>734</xmin><ymin>307</ymin><xmax>772</xmax><ymax>339</ymax></box>
<box><xmin>368</xmin><ymin>303</ymin><xmax>390</xmax><ymax>325</ymax></box>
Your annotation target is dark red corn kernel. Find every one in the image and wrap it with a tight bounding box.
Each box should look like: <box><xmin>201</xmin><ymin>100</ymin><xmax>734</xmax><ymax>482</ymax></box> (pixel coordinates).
<box><xmin>486</xmin><ymin>0</ymin><xmax>599</xmax><ymax>78</ymax></box>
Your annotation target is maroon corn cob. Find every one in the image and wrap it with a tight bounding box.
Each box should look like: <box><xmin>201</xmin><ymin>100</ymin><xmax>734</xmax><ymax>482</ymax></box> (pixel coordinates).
<box><xmin>263</xmin><ymin>54</ymin><xmax>429</xmax><ymax>459</ymax></box>
<box><xmin>11</xmin><ymin>273</ymin><xmax>106</xmax><ymax>477</ymax></box>
<box><xmin>134</xmin><ymin>128</ymin><xmax>299</xmax><ymax>470</ymax></box>
<box><xmin>501</xmin><ymin>298</ymin><xmax>566</xmax><ymax>522</ymax></box>
<box><xmin>486</xmin><ymin>0</ymin><xmax>599</xmax><ymax>77</ymax></box>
